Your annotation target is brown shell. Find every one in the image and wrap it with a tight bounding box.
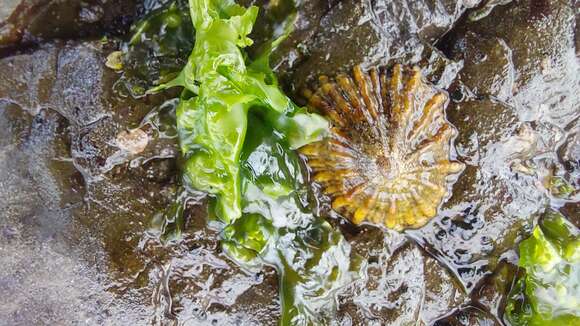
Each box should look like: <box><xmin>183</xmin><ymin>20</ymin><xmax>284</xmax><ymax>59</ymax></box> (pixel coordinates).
<box><xmin>300</xmin><ymin>64</ymin><xmax>464</xmax><ymax>231</ymax></box>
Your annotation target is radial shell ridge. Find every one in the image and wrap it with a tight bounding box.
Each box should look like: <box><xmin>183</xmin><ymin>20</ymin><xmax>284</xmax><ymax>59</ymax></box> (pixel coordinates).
<box><xmin>300</xmin><ymin>64</ymin><xmax>464</xmax><ymax>230</ymax></box>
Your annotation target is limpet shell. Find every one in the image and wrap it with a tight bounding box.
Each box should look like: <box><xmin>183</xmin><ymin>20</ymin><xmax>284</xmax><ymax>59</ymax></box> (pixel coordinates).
<box><xmin>300</xmin><ymin>64</ymin><xmax>464</xmax><ymax>230</ymax></box>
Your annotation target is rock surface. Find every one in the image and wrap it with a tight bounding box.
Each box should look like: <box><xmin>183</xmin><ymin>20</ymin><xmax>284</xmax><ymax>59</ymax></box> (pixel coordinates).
<box><xmin>0</xmin><ymin>41</ymin><xmax>280</xmax><ymax>325</ymax></box>
<box><xmin>264</xmin><ymin>0</ymin><xmax>483</xmax><ymax>94</ymax></box>
<box><xmin>410</xmin><ymin>0</ymin><xmax>579</xmax><ymax>290</ymax></box>
<box><xmin>0</xmin><ymin>0</ymin><xmax>140</xmax><ymax>53</ymax></box>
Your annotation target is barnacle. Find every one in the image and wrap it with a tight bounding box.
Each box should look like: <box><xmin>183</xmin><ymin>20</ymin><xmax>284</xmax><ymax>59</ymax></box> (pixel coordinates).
<box><xmin>300</xmin><ymin>64</ymin><xmax>464</xmax><ymax>230</ymax></box>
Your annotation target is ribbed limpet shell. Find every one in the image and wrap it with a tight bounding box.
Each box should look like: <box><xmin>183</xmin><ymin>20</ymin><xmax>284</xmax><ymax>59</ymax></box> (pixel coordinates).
<box><xmin>300</xmin><ymin>64</ymin><xmax>464</xmax><ymax>230</ymax></box>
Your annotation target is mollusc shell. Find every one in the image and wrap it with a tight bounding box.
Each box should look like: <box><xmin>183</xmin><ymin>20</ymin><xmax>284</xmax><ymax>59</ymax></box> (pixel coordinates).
<box><xmin>300</xmin><ymin>64</ymin><xmax>464</xmax><ymax>231</ymax></box>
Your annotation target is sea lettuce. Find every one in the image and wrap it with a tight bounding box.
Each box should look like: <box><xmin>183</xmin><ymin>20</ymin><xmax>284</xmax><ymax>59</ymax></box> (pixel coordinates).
<box><xmin>154</xmin><ymin>0</ymin><xmax>328</xmax><ymax>223</ymax></box>
<box><xmin>148</xmin><ymin>0</ymin><xmax>356</xmax><ymax>324</ymax></box>
<box><xmin>222</xmin><ymin>113</ymin><xmax>357</xmax><ymax>324</ymax></box>
<box><xmin>505</xmin><ymin>211</ymin><xmax>580</xmax><ymax>326</ymax></box>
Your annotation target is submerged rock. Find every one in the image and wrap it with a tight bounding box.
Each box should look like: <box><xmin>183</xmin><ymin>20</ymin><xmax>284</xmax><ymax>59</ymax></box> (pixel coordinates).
<box><xmin>0</xmin><ymin>103</ymin><xmax>115</xmax><ymax>324</ymax></box>
<box><xmin>434</xmin><ymin>306</ymin><xmax>501</xmax><ymax>325</ymax></box>
<box><xmin>0</xmin><ymin>0</ymin><xmax>138</xmax><ymax>53</ymax></box>
<box><xmin>301</xmin><ymin>64</ymin><xmax>464</xmax><ymax>230</ymax></box>
<box><xmin>471</xmin><ymin>260</ymin><xmax>520</xmax><ymax>321</ymax></box>
<box><xmin>336</xmin><ymin>226</ymin><xmax>468</xmax><ymax>324</ymax></box>
<box><xmin>0</xmin><ymin>40</ymin><xmax>280</xmax><ymax>325</ymax></box>
<box><xmin>410</xmin><ymin>97</ymin><xmax>547</xmax><ymax>289</ymax></box>
<box><xmin>410</xmin><ymin>0</ymin><xmax>580</xmax><ymax>290</ymax></box>
<box><xmin>262</xmin><ymin>0</ymin><xmax>483</xmax><ymax>93</ymax></box>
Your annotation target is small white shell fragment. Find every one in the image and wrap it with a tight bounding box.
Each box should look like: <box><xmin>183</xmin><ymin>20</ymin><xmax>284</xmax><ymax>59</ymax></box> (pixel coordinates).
<box><xmin>105</xmin><ymin>51</ymin><xmax>123</xmax><ymax>70</ymax></box>
<box><xmin>116</xmin><ymin>128</ymin><xmax>149</xmax><ymax>155</ymax></box>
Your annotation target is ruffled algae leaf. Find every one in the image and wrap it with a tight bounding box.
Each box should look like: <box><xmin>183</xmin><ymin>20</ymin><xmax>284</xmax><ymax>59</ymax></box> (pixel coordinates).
<box><xmin>505</xmin><ymin>211</ymin><xmax>580</xmax><ymax>326</ymax></box>
<box><xmin>222</xmin><ymin>112</ymin><xmax>359</xmax><ymax>325</ymax></box>
<box><xmin>137</xmin><ymin>1</ymin><xmax>355</xmax><ymax>325</ymax></box>
<box><xmin>301</xmin><ymin>64</ymin><xmax>464</xmax><ymax>230</ymax></box>
<box><xmin>151</xmin><ymin>0</ymin><xmax>328</xmax><ymax>224</ymax></box>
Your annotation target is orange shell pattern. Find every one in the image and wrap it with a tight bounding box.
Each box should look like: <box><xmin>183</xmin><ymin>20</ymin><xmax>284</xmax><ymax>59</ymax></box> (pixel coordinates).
<box><xmin>300</xmin><ymin>64</ymin><xmax>464</xmax><ymax>230</ymax></box>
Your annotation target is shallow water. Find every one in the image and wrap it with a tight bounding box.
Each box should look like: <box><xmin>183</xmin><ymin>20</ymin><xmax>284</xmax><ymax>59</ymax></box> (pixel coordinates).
<box><xmin>0</xmin><ymin>0</ymin><xmax>578</xmax><ymax>325</ymax></box>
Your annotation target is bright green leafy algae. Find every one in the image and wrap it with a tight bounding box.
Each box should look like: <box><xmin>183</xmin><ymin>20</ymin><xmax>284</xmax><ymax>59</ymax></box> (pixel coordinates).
<box><xmin>224</xmin><ymin>114</ymin><xmax>358</xmax><ymax>324</ymax></box>
<box><xmin>505</xmin><ymin>211</ymin><xmax>580</xmax><ymax>326</ymax></box>
<box><xmin>149</xmin><ymin>0</ymin><xmax>357</xmax><ymax>324</ymax></box>
<box><xmin>154</xmin><ymin>0</ymin><xmax>328</xmax><ymax>224</ymax></box>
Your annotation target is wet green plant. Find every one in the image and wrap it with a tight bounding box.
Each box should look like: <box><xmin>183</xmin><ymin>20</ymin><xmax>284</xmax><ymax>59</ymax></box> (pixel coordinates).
<box><xmin>145</xmin><ymin>0</ymin><xmax>358</xmax><ymax>324</ymax></box>
<box><xmin>505</xmin><ymin>211</ymin><xmax>580</xmax><ymax>326</ymax></box>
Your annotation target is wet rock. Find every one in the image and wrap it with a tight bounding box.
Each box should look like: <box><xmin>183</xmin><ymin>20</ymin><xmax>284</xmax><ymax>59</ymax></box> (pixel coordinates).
<box><xmin>576</xmin><ymin>2</ymin><xmax>580</xmax><ymax>57</ymax></box>
<box><xmin>411</xmin><ymin>98</ymin><xmax>545</xmax><ymax>287</ymax></box>
<box><xmin>440</xmin><ymin>0</ymin><xmax>579</xmax><ymax>127</ymax></box>
<box><xmin>412</xmin><ymin>98</ymin><xmax>546</xmax><ymax>289</ymax></box>
<box><xmin>0</xmin><ymin>0</ymin><xmax>138</xmax><ymax>52</ymax></box>
<box><xmin>0</xmin><ymin>0</ymin><xmax>20</xmax><ymax>22</ymax></box>
<box><xmin>0</xmin><ymin>40</ymin><xmax>280</xmax><ymax>324</ymax></box>
<box><xmin>137</xmin><ymin>0</ymin><xmax>176</xmax><ymax>15</ymax></box>
<box><xmin>266</xmin><ymin>0</ymin><xmax>483</xmax><ymax>94</ymax></box>
<box><xmin>556</xmin><ymin>118</ymin><xmax>580</xmax><ymax>226</ymax></box>
<box><xmin>561</xmin><ymin>193</ymin><xmax>580</xmax><ymax>227</ymax></box>
<box><xmin>471</xmin><ymin>260</ymin><xmax>519</xmax><ymax>320</ymax></box>
<box><xmin>560</xmin><ymin>121</ymin><xmax>579</xmax><ymax>173</ymax></box>
<box><xmin>412</xmin><ymin>0</ymin><xmax>579</xmax><ymax>289</ymax></box>
<box><xmin>337</xmin><ymin>229</ymin><xmax>424</xmax><ymax>325</ymax></box>
<box><xmin>0</xmin><ymin>104</ymin><xmax>115</xmax><ymax>325</ymax></box>
<box><xmin>434</xmin><ymin>306</ymin><xmax>501</xmax><ymax>326</ymax></box>
<box><xmin>422</xmin><ymin>255</ymin><xmax>467</xmax><ymax>324</ymax></box>
<box><xmin>442</xmin><ymin>31</ymin><xmax>516</xmax><ymax>101</ymax></box>
<box><xmin>0</xmin><ymin>44</ymin><xmax>58</xmax><ymax>111</ymax></box>
<box><xmin>0</xmin><ymin>41</ymin><xmax>175</xmax><ymax>177</ymax></box>
<box><xmin>149</xmin><ymin>221</ymin><xmax>281</xmax><ymax>324</ymax></box>
<box><xmin>336</xmin><ymin>226</ymin><xmax>467</xmax><ymax>325</ymax></box>
<box><xmin>0</xmin><ymin>101</ymin><xmax>32</xmax><ymax>147</ymax></box>
<box><xmin>0</xmin><ymin>41</ymin><xmax>127</xmax><ymax>124</ymax></box>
